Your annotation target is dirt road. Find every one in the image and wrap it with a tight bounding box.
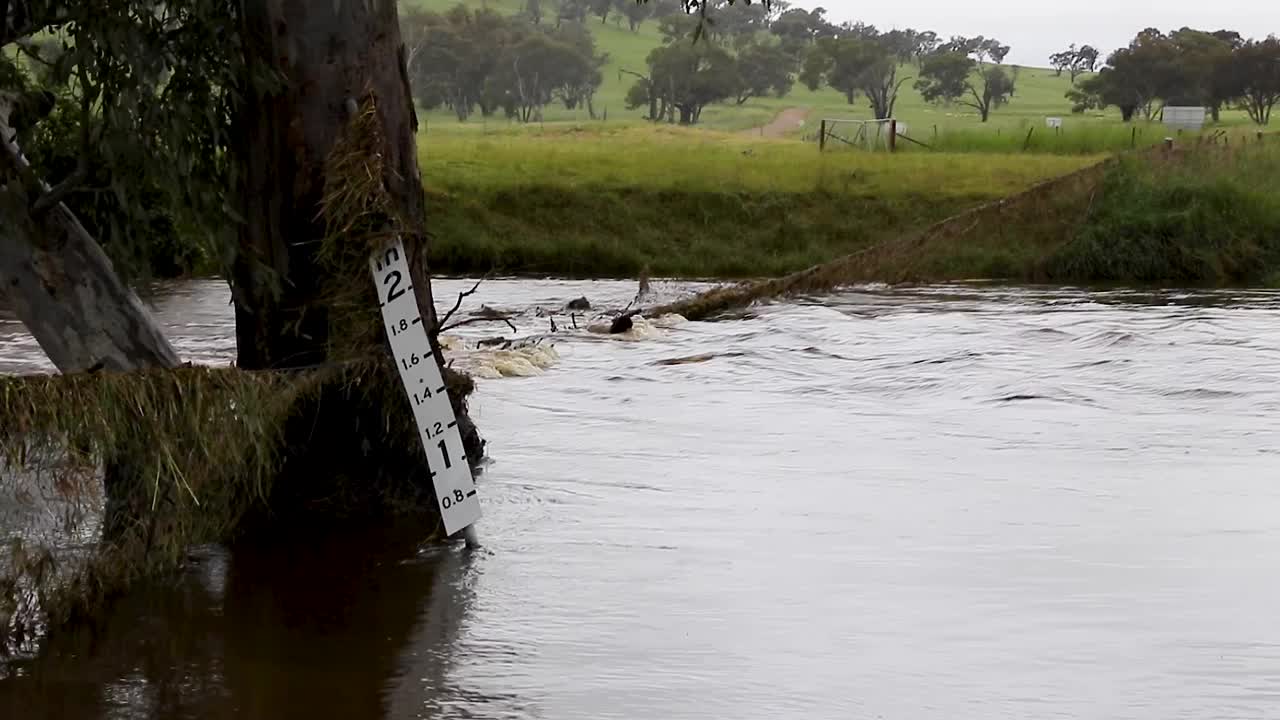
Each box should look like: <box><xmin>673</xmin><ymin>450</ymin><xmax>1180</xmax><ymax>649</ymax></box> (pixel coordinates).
<box><xmin>742</xmin><ymin>107</ymin><xmax>811</xmax><ymax>138</ymax></box>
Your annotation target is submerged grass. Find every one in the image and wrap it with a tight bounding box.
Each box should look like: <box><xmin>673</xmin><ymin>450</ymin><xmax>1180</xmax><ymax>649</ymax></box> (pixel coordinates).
<box><xmin>1</xmin><ymin>98</ymin><xmax>484</xmax><ymax>657</ymax></box>
<box><xmin>0</xmin><ymin>366</ymin><xmax>299</xmax><ymax>652</ymax></box>
<box><xmin>0</xmin><ymin>358</ymin><xmax>479</xmax><ymax>655</ymax></box>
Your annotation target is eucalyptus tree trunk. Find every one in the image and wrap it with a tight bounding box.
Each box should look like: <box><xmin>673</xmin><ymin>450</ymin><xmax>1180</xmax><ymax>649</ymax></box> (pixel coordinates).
<box><xmin>0</xmin><ymin>103</ymin><xmax>180</xmax><ymax>374</ymax></box>
<box><xmin>234</xmin><ymin>0</ymin><xmax>435</xmax><ymax>368</ymax></box>
<box><xmin>232</xmin><ymin>0</ymin><xmax>481</xmax><ymax>524</ymax></box>
<box><xmin>0</xmin><ymin>97</ymin><xmax>181</xmax><ymax>544</ymax></box>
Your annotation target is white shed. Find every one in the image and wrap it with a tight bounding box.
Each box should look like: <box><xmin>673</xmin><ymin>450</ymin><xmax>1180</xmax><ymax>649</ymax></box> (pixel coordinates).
<box><xmin>1163</xmin><ymin>106</ymin><xmax>1207</xmax><ymax>131</ymax></box>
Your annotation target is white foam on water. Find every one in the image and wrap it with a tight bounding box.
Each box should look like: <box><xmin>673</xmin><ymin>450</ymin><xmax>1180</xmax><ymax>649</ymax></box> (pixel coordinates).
<box><xmin>441</xmin><ymin>337</ymin><xmax>561</xmax><ymax>380</ymax></box>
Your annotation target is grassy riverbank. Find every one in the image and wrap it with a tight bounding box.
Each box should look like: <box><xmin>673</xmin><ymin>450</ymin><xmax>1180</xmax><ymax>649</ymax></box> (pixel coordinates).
<box><xmin>420</xmin><ymin>126</ymin><xmax>1100</xmax><ymax>278</ymax></box>
<box><xmin>1044</xmin><ymin>143</ymin><xmax>1280</xmax><ymax>285</ymax></box>
<box><xmin>420</xmin><ymin>125</ymin><xmax>1280</xmax><ymax>286</ymax></box>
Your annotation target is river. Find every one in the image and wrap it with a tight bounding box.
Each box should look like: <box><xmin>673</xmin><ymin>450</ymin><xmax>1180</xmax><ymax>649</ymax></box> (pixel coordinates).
<box><xmin>3</xmin><ymin>278</ymin><xmax>1280</xmax><ymax>720</ymax></box>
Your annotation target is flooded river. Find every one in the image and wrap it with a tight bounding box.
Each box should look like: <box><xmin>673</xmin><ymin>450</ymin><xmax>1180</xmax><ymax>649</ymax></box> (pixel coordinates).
<box><xmin>3</xmin><ymin>279</ymin><xmax>1280</xmax><ymax>719</ymax></box>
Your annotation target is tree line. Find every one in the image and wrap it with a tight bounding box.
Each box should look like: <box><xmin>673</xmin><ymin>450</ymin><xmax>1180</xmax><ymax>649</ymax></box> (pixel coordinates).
<box><xmin>627</xmin><ymin>7</ymin><xmax>1021</xmax><ymax>125</ymax></box>
<box><xmin>401</xmin><ymin>5</ymin><xmax>609</xmax><ymax>122</ymax></box>
<box><xmin>403</xmin><ymin>3</ymin><xmax>1280</xmax><ymax>128</ymax></box>
<box><xmin>1061</xmin><ymin>29</ymin><xmax>1280</xmax><ymax>125</ymax></box>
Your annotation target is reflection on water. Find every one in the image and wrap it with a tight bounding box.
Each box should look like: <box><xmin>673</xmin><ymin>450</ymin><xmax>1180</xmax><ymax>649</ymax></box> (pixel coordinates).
<box><xmin>5</xmin><ymin>279</ymin><xmax>1280</xmax><ymax>719</ymax></box>
<box><xmin>0</xmin><ymin>523</ymin><xmax>479</xmax><ymax>720</ymax></box>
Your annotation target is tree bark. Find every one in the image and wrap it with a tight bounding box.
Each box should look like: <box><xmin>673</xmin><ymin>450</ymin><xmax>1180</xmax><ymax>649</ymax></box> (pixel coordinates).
<box><xmin>0</xmin><ymin>109</ymin><xmax>180</xmax><ymax>374</ymax></box>
<box><xmin>0</xmin><ymin>97</ymin><xmax>181</xmax><ymax>545</ymax></box>
<box><xmin>232</xmin><ymin>0</ymin><xmax>481</xmax><ymax>524</ymax></box>
<box><xmin>234</xmin><ymin>0</ymin><xmax>436</xmax><ymax>370</ymax></box>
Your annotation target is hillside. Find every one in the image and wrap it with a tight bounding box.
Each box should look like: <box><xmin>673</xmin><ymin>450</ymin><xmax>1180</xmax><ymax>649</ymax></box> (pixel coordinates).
<box><xmin>403</xmin><ymin>0</ymin><xmax>1148</xmax><ymax>135</ymax></box>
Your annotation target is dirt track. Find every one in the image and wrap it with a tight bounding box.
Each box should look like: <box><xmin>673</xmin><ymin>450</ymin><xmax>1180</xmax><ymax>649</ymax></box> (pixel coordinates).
<box><xmin>742</xmin><ymin>107</ymin><xmax>810</xmax><ymax>138</ymax></box>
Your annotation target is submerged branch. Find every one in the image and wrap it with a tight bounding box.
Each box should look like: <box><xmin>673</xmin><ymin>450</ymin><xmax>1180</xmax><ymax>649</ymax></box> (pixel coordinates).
<box><xmin>437</xmin><ymin>279</ymin><xmax>483</xmax><ymax>331</ymax></box>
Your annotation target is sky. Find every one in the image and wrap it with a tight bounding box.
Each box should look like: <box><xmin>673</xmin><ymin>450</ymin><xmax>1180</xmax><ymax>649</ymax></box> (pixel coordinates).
<box><xmin>803</xmin><ymin>0</ymin><xmax>1278</xmax><ymax>67</ymax></box>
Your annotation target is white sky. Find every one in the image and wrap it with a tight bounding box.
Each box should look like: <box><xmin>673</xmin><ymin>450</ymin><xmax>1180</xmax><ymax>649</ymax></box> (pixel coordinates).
<box><xmin>802</xmin><ymin>0</ymin><xmax>1278</xmax><ymax>67</ymax></box>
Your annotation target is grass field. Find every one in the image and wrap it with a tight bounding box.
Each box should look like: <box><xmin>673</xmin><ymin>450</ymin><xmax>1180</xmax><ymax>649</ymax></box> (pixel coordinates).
<box><xmin>419</xmin><ymin>124</ymin><xmax>1103</xmax><ymax>278</ymax></box>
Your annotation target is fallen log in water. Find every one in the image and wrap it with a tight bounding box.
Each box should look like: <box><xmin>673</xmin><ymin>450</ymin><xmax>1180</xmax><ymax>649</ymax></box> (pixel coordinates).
<box><xmin>645</xmin><ymin>157</ymin><xmax>1118</xmax><ymax>321</ymax></box>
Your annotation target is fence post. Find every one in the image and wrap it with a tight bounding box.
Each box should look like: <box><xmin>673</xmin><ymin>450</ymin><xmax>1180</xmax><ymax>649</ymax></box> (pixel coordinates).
<box><xmin>888</xmin><ymin>119</ymin><xmax>897</xmax><ymax>152</ymax></box>
<box><xmin>819</xmin><ymin>119</ymin><xmax>827</xmax><ymax>151</ymax></box>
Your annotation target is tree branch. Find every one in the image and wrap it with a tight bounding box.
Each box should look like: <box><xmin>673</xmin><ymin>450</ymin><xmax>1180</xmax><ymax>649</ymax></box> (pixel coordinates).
<box><xmin>30</xmin><ymin>166</ymin><xmax>85</xmax><ymax>214</ymax></box>
<box><xmin>1</xmin><ymin>1</ymin><xmax>64</xmax><ymax>47</ymax></box>
<box><xmin>440</xmin><ymin>314</ymin><xmax>518</xmax><ymax>334</ymax></box>
<box><xmin>436</xmin><ymin>278</ymin><xmax>484</xmax><ymax>331</ymax></box>
<box><xmin>13</xmin><ymin>38</ymin><xmax>53</xmax><ymax>68</ymax></box>
<box><xmin>959</xmin><ymin>82</ymin><xmax>986</xmax><ymax>116</ymax></box>
<box><xmin>0</xmin><ymin>95</ymin><xmax>46</xmax><ymax>193</ymax></box>
<box><xmin>33</xmin><ymin>63</ymin><xmax>96</xmax><ymax>215</ymax></box>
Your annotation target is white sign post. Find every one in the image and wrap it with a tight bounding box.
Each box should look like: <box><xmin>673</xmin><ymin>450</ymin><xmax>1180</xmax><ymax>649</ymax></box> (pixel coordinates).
<box><xmin>370</xmin><ymin>238</ymin><xmax>481</xmax><ymax>537</ymax></box>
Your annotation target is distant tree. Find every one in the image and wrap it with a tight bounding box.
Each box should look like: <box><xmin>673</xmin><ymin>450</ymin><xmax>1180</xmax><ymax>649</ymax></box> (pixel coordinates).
<box><xmin>912</xmin><ymin>30</ymin><xmax>941</xmax><ymax>65</ymax></box>
<box><xmin>487</xmin><ymin>32</ymin><xmax>605</xmax><ymax>121</ymax></box>
<box><xmin>589</xmin><ymin>0</ymin><xmax>613</xmax><ymax>25</ymax></box>
<box><xmin>802</xmin><ymin>34</ymin><xmax>912</xmax><ymax>119</ymax></box>
<box><xmin>525</xmin><ymin>0</ymin><xmax>544</xmax><ymax>25</ymax></box>
<box><xmin>942</xmin><ymin>35</ymin><xmax>1010</xmax><ymax>64</ymax></box>
<box><xmin>770</xmin><ymin>7</ymin><xmax>834</xmax><ymax>56</ymax></box>
<box><xmin>1168</xmin><ymin>27</ymin><xmax>1238</xmax><ymax>121</ymax></box>
<box><xmin>1065</xmin><ymin>36</ymin><xmax>1171</xmax><ymax>121</ymax></box>
<box><xmin>1050</xmin><ymin>44</ymin><xmax>1101</xmax><ymax>82</ymax></box>
<box><xmin>648</xmin><ymin>0</ymin><xmax>686</xmax><ymax>17</ymax></box>
<box><xmin>1070</xmin><ymin>27</ymin><xmax>1253</xmax><ymax>123</ymax></box>
<box><xmin>1049</xmin><ymin>48</ymin><xmax>1072</xmax><ymax>76</ymax></box>
<box><xmin>403</xmin><ymin>7</ymin><xmax>514</xmax><ymax>121</ymax></box>
<box><xmin>546</xmin><ymin>22</ymin><xmax>610</xmax><ymax>112</ymax></box>
<box><xmin>403</xmin><ymin>5</ymin><xmax>604</xmax><ymax>123</ymax></box>
<box><xmin>627</xmin><ymin>41</ymin><xmax>739</xmax><ymax>124</ymax></box>
<box><xmin>882</xmin><ymin>29</ymin><xmax>922</xmax><ymax>66</ymax></box>
<box><xmin>657</xmin><ymin>12</ymin><xmax>702</xmax><ymax>43</ymax></box>
<box><xmin>837</xmin><ymin>21</ymin><xmax>879</xmax><ymax>41</ymax></box>
<box><xmin>1228</xmin><ymin>37</ymin><xmax>1280</xmax><ymax>124</ymax></box>
<box><xmin>733</xmin><ymin>40</ymin><xmax>796</xmax><ymax>104</ymax></box>
<box><xmin>554</xmin><ymin>0</ymin><xmax>589</xmax><ymax>27</ymax></box>
<box><xmin>915</xmin><ymin>51</ymin><xmax>1016</xmax><ymax>122</ymax></box>
<box><xmin>1074</xmin><ymin>45</ymin><xmax>1101</xmax><ymax>79</ymax></box>
<box><xmin>707</xmin><ymin>0</ymin><xmax>770</xmax><ymax>39</ymax></box>
<box><xmin>619</xmin><ymin>0</ymin><xmax>653</xmax><ymax>32</ymax></box>
<box><xmin>624</xmin><ymin>71</ymin><xmax>660</xmax><ymax>120</ymax></box>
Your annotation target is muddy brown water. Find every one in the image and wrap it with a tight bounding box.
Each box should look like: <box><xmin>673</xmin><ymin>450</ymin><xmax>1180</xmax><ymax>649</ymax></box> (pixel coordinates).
<box><xmin>3</xmin><ymin>278</ymin><xmax>1280</xmax><ymax>720</ymax></box>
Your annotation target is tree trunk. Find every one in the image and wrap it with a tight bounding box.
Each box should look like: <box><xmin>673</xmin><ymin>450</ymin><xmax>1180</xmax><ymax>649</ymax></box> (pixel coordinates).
<box><xmin>0</xmin><ymin>115</ymin><xmax>180</xmax><ymax>375</ymax></box>
<box><xmin>233</xmin><ymin>0</ymin><xmax>481</xmax><ymax>526</ymax></box>
<box><xmin>234</xmin><ymin>0</ymin><xmax>432</xmax><ymax>369</ymax></box>
<box><xmin>0</xmin><ymin>98</ymin><xmax>183</xmax><ymax>546</ymax></box>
